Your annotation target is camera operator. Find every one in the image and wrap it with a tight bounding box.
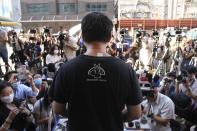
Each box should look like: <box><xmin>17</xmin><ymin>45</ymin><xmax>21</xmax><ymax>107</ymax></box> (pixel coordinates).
<box><xmin>142</xmin><ymin>87</ymin><xmax>175</xmax><ymax>131</ymax></box>
<box><xmin>24</xmin><ymin>35</ymin><xmax>42</xmax><ymax>73</ymax></box>
<box><xmin>42</xmin><ymin>27</ymin><xmax>53</xmax><ymax>65</ymax></box>
<box><xmin>58</xmin><ymin>26</ymin><xmax>65</xmax><ymax>56</ymax></box>
<box><xmin>174</xmin><ymin>67</ymin><xmax>197</xmax><ymax>123</ymax></box>
<box><xmin>0</xmin><ymin>29</ymin><xmax>10</xmax><ymax>75</ymax></box>
<box><xmin>159</xmin><ymin>78</ymin><xmax>174</xmax><ymax>98</ymax></box>
<box><xmin>175</xmin><ymin>67</ymin><xmax>197</xmax><ymax>101</ymax></box>
<box><xmin>181</xmin><ymin>38</ymin><xmax>195</xmax><ymax>71</ymax></box>
<box><xmin>9</xmin><ymin>31</ymin><xmax>26</xmax><ymax>66</ymax></box>
<box><xmin>124</xmin><ymin>30</ymin><xmax>144</xmax><ymax>65</ymax></box>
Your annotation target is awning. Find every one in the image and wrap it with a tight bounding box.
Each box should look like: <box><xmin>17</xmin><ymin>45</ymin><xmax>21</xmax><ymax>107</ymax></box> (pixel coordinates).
<box><xmin>0</xmin><ymin>21</ymin><xmax>20</xmax><ymax>26</ymax></box>
<box><xmin>0</xmin><ymin>16</ymin><xmax>21</xmax><ymax>27</ymax></box>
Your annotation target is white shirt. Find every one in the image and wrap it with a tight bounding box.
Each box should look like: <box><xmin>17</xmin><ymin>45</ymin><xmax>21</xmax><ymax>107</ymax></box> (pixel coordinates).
<box><xmin>64</xmin><ymin>36</ymin><xmax>79</xmax><ymax>61</ymax></box>
<box><xmin>139</xmin><ymin>48</ymin><xmax>152</xmax><ymax>69</ymax></box>
<box><xmin>46</xmin><ymin>54</ymin><xmax>61</xmax><ymax>65</ymax></box>
<box><xmin>142</xmin><ymin>93</ymin><xmax>175</xmax><ymax>131</ymax></box>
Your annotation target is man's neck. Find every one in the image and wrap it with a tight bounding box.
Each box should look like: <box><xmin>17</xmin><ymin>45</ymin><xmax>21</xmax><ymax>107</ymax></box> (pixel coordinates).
<box><xmin>84</xmin><ymin>42</ymin><xmax>110</xmax><ymax>57</ymax></box>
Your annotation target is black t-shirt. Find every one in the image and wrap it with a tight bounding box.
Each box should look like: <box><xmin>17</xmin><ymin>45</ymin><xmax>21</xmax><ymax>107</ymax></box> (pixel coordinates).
<box><xmin>53</xmin><ymin>55</ymin><xmax>142</xmax><ymax>131</ymax></box>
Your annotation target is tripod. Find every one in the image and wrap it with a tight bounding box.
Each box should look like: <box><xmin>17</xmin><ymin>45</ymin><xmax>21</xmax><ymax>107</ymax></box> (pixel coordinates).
<box><xmin>152</xmin><ymin>46</ymin><xmax>169</xmax><ymax>78</ymax></box>
<box><xmin>170</xmin><ymin>39</ymin><xmax>183</xmax><ymax>75</ymax></box>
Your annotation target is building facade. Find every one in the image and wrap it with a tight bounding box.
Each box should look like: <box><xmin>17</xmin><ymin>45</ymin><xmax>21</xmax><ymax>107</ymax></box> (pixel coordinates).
<box><xmin>0</xmin><ymin>0</ymin><xmax>13</xmax><ymax>19</ymax></box>
<box><xmin>118</xmin><ymin>0</ymin><xmax>197</xmax><ymax>20</ymax></box>
<box><xmin>11</xmin><ymin>0</ymin><xmax>21</xmax><ymax>21</ymax></box>
<box><xmin>20</xmin><ymin>0</ymin><xmax>115</xmax><ymax>32</ymax></box>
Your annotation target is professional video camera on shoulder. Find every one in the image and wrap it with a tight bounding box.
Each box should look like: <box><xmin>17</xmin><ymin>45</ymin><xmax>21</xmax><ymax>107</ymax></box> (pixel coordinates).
<box><xmin>29</xmin><ymin>29</ymin><xmax>36</xmax><ymax>35</ymax></box>
<box><xmin>135</xmin><ymin>29</ymin><xmax>143</xmax><ymax>48</ymax></box>
<box><xmin>44</xmin><ymin>27</ymin><xmax>50</xmax><ymax>34</ymax></box>
<box><xmin>152</xmin><ymin>30</ymin><xmax>159</xmax><ymax>41</ymax></box>
<box><xmin>11</xmin><ymin>31</ymin><xmax>17</xmax><ymax>37</ymax></box>
<box><xmin>141</xmin><ymin>87</ymin><xmax>156</xmax><ymax>98</ymax></box>
<box><xmin>176</xmin><ymin>70</ymin><xmax>188</xmax><ymax>83</ymax></box>
<box><xmin>175</xmin><ymin>29</ymin><xmax>182</xmax><ymax>42</ymax></box>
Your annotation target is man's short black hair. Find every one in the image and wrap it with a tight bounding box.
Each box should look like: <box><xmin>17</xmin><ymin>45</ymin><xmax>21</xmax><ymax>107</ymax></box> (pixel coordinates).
<box><xmin>81</xmin><ymin>12</ymin><xmax>113</xmax><ymax>43</ymax></box>
<box><xmin>4</xmin><ymin>71</ymin><xmax>17</xmax><ymax>82</ymax></box>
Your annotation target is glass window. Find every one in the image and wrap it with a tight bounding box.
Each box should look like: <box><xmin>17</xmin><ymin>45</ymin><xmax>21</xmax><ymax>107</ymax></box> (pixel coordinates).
<box><xmin>27</xmin><ymin>4</ymin><xmax>48</xmax><ymax>13</ymax></box>
<box><xmin>58</xmin><ymin>3</ymin><xmax>77</xmax><ymax>13</ymax></box>
<box><xmin>86</xmin><ymin>3</ymin><xmax>107</xmax><ymax>12</ymax></box>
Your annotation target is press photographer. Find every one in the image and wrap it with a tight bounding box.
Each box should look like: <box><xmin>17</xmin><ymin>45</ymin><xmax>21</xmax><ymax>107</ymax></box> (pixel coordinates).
<box><xmin>58</xmin><ymin>26</ymin><xmax>65</xmax><ymax>56</ymax></box>
<box><xmin>181</xmin><ymin>38</ymin><xmax>195</xmax><ymax>71</ymax></box>
<box><xmin>42</xmin><ymin>27</ymin><xmax>53</xmax><ymax>65</ymax></box>
<box><xmin>24</xmin><ymin>30</ymin><xmax>42</xmax><ymax>73</ymax></box>
<box><xmin>142</xmin><ymin>87</ymin><xmax>175</xmax><ymax>131</ymax></box>
<box><xmin>174</xmin><ymin>67</ymin><xmax>197</xmax><ymax>123</ymax></box>
<box><xmin>9</xmin><ymin>31</ymin><xmax>26</xmax><ymax>67</ymax></box>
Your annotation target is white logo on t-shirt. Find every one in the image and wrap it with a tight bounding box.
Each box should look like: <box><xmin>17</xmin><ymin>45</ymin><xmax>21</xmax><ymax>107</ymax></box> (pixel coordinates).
<box><xmin>87</xmin><ymin>64</ymin><xmax>106</xmax><ymax>82</ymax></box>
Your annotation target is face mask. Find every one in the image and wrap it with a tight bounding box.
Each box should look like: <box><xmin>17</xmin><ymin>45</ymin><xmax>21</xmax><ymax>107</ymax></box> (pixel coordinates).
<box><xmin>1</xmin><ymin>93</ymin><xmax>14</xmax><ymax>104</ymax></box>
<box><xmin>34</xmin><ymin>78</ymin><xmax>42</xmax><ymax>87</ymax></box>
<box><xmin>12</xmin><ymin>82</ymin><xmax>18</xmax><ymax>89</ymax></box>
<box><xmin>157</xmin><ymin>48</ymin><xmax>161</xmax><ymax>53</ymax></box>
<box><xmin>54</xmin><ymin>50</ymin><xmax>58</xmax><ymax>55</ymax></box>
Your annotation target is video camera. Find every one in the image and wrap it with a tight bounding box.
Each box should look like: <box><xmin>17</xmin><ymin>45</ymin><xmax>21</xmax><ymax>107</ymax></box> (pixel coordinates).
<box><xmin>175</xmin><ymin>29</ymin><xmax>182</xmax><ymax>42</ymax></box>
<box><xmin>141</xmin><ymin>88</ymin><xmax>155</xmax><ymax>98</ymax></box>
<box><xmin>152</xmin><ymin>30</ymin><xmax>159</xmax><ymax>41</ymax></box>
<box><xmin>30</xmin><ymin>29</ymin><xmax>36</xmax><ymax>34</ymax></box>
<box><xmin>135</xmin><ymin>30</ymin><xmax>142</xmax><ymax>48</ymax></box>
<box><xmin>163</xmin><ymin>77</ymin><xmax>173</xmax><ymax>84</ymax></box>
<box><xmin>44</xmin><ymin>27</ymin><xmax>50</xmax><ymax>34</ymax></box>
<box><xmin>176</xmin><ymin>75</ymin><xmax>187</xmax><ymax>83</ymax></box>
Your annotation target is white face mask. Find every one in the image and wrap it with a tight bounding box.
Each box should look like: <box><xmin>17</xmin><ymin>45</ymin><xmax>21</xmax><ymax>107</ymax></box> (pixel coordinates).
<box><xmin>1</xmin><ymin>93</ymin><xmax>14</xmax><ymax>104</ymax></box>
<box><xmin>157</xmin><ymin>48</ymin><xmax>161</xmax><ymax>53</ymax></box>
<box><xmin>54</xmin><ymin>50</ymin><xmax>58</xmax><ymax>55</ymax></box>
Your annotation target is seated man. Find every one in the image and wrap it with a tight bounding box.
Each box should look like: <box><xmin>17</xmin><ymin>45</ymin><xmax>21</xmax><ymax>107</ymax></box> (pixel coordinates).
<box><xmin>175</xmin><ymin>67</ymin><xmax>197</xmax><ymax>101</ymax></box>
<box><xmin>4</xmin><ymin>71</ymin><xmax>39</xmax><ymax>104</ymax></box>
<box><xmin>142</xmin><ymin>87</ymin><xmax>175</xmax><ymax>131</ymax></box>
<box><xmin>174</xmin><ymin>67</ymin><xmax>197</xmax><ymax>123</ymax></box>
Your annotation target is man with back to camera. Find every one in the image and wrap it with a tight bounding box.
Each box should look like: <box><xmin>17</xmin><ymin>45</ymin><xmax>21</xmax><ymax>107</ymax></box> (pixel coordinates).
<box><xmin>52</xmin><ymin>12</ymin><xmax>143</xmax><ymax>131</ymax></box>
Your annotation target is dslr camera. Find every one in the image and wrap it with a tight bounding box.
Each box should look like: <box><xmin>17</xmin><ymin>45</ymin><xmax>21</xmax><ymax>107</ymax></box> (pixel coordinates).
<box><xmin>176</xmin><ymin>75</ymin><xmax>187</xmax><ymax>83</ymax></box>
<box><xmin>175</xmin><ymin>30</ymin><xmax>182</xmax><ymax>42</ymax></box>
<box><xmin>30</xmin><ymin>29</ymin><xmax>36</xmax><ymax>34</ymax></box>
<box><xmin>152</xmin><ymin>30</ymin><xmax>159</xmax><ymax>41</ymax></box>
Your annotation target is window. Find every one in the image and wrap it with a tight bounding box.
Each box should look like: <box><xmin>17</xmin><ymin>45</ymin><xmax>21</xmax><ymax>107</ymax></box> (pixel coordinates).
<box><xmin>58</xmin><ymin>3</ymin><xmax>77</xmax><ymax>13</ymax></box>
<box><xmin>86</xmin><ymin>3</ymin><xmax>107</xmax><ymax>12</ymax></box>
<box><xmin>27</xmin><ymin>4</ymin><xmax>48</xmax><ymax>13</ymax></box>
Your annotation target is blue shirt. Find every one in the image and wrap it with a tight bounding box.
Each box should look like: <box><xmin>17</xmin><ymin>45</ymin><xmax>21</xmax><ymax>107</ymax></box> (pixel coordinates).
<box><xmin>14</xmin><ymin>83</ymin><xmax>37</xmax><ymax>100</ymax></box>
